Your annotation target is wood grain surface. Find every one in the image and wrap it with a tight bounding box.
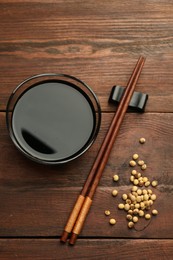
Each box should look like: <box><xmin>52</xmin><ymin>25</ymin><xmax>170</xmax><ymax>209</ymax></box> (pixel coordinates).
<box><xmin>0</xmin><ymin>239</ymin><xmax>173</xmax><ymax>260</ymax></box>
<box><xmin>0</xmin><ymin>0</ymin><xmax>173</xmax><ymax>259</ymax></box>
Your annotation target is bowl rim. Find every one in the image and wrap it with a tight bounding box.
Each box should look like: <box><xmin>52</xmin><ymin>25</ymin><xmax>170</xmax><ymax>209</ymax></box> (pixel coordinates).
<box><xmin>6</xmin><ymin>73</ymin><xmax>102</xmax><ymax>165</ymax></box>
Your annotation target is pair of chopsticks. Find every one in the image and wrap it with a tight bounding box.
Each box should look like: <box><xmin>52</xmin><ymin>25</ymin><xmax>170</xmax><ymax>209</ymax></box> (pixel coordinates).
<box><xmin>60</xmin><ymin>56</ymin><xmax>146</xmax><ymax>245</ymax></box>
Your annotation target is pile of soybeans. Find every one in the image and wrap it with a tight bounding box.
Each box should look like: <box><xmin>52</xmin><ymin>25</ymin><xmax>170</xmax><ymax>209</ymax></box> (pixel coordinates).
<box><xmin>104</xmin><ymin>137</ymin><xmax>158</xmax><ymax>229</ymax></box>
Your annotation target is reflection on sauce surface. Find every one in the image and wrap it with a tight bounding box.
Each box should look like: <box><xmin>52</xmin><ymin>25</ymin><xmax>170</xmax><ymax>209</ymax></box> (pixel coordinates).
<box><xmin>22</xmin><ymin>129</ymin><xmax>56</xmax><ymax>154</ymax></box>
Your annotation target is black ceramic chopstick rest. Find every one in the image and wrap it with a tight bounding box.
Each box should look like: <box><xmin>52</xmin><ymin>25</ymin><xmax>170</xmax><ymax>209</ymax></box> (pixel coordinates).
<box><xmin>109</xmin><ymin>85</ymin><xmax>148</xmax><ymax>112</ymax></box>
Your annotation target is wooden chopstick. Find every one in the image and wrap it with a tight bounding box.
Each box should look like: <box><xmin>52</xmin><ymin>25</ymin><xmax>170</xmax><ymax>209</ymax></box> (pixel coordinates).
<box><xmin>68</xmin><ymin>56</ymin><xmax>146</xmax><ymax>245</ymax></box>
<box><xmin>60</xmin><ymin>56</ymin><xmax>145</xmax><ymax>244</ymax></box>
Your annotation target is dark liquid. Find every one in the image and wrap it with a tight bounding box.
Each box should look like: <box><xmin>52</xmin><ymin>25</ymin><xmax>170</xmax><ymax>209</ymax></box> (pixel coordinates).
<box><xmin>12</xmin><ymin>80</ymin><xmax>96</xmax><ymax>162</ymax></box>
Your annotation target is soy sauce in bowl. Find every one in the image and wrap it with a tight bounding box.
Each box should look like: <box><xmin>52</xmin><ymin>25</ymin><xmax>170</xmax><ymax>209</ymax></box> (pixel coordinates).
<box><xmin>6</xmin><ymin>74</ymin><xmax>101</xmax><ymax>164</ymax></box>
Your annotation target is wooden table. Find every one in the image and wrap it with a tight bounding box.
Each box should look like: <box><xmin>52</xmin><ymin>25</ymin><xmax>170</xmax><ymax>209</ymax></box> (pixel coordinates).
<box><xmin>0</xmin><ymin>1</ymin><xmax>173</xmax><ymax>259</ymax></box>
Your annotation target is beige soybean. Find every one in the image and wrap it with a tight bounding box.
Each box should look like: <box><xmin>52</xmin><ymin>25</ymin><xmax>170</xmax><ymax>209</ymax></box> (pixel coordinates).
<box><xmin>133</xmin><ymin>209</ymin><xmax>139</xmax><ymax>215</ymax></box>
<box><xmin>129</xmin><ymin>194</ymin><xmax>136</xmax><ymax>202</ymax></box>
<box><xmin>139</xmin><ymin>210</ymin><xmax>145</xmax><ymax>217</ymax></box>
<box><xmin>105</xmin><ymin>210</ymin><xmax>111</xmax><ymax>216</ymax></box>
<box><xmin>132</xmin><ymin>191</ymin><xmax>137</xmax><ymax>197</ymax></box>
<box><xmin>133</xmin><ymin>154</ymin><xmax>139</xmax><ymax>160</ymax></box>
<box><xmin>143</xmin><ymin>177</ymin><xmax>148</xmax><ymax>182</ymax></box>
<box><xmin>139</xmin><ymin>137</ymin><xmax>146</xmax><ymax>144</ymax></box>
<box><xmin>137</xmin><ymin>189</ymin><xmax>142</xmax><ymax>195</ymax></box>
<box><xmin>151</xmin><ymin>194</ymin><xmax>157</xmax><ymax>201</ymax></box>
<box><xmin>130</xmin><ymin>176</ymin><xmax>135</xmax><ymax>182</ymax></box>
<box><xmin>145</xmin><ymin>214</ymin><xmax>151</xmax><ymax>220</ymax></box>
<box><xmin>145</xmin><ymin>181</ymin><xmax>150</xmax><ymax>187</ymax></box>
<box><xmin>132</xmin><ymin>186</ymin><xmax>138</xmax><ymax>192</ymax></box>
<box><xmin>130</xmin><ymin>204</ymin><xmax>135</xmax><ymax>210</ymax></box>
<box><xmin>113</xmin><ymin>175</ymin><xmax>119</xmax><ymax>182</ymax></box>
<box><xmin>140</xmin><ymin>202</ymin><xmax>145</xmax><ymax>209</ymax></box>
<box><xmin>148</xmin><ymin>189</ymin><xmax>153</xmax><ymax>195</ymax></box>
<box><xmin>109</xmin><ymin>218</ymin><xmax>116</xmax><ymax>225</ymax></box>
<box><xmin>152</xmin><ymin>180</ymin><xmax>158</xmax><ymax>187</ymax></box>
<box><xmin>128</xmin><ymin>222</ymin><xmax>134</xmax><ymax>229</ymax></box>
<box><xmin>136</xmin><ymin>196</ymin><xmax>142</xmax><ymax>203</ymax></box>
<box><xmin>135</xmin><ymin>203</ymin><xmax>140</xmax><ymax>209</ymax></box>
<box><xmin>122</xmin><ymin>194</ymin><xmax>128</xmax><ymax>200</ymax></box>
<box><xmin>143</xmin><ymin>194</ymin><xmax>149</xmax><ymax>201</ymax></box>
<box><xmin>142</xmin><ymin>189</ymin><xmax>148</xmax><ymax>195</ymax></box>
<box><xmin>131</xmin><ymin>170</ymin><xmax>137</xmax><ymax>175</ymax></box>
<box><xmin>129</xmin><ymin>160</ymin><xmax>136</xmax><ymax>167</ymax></box>
<box><xmin>145</xmin><ymin>203</ymin><xmax>151</xmax><ymax>208</ymax></box>
<box><xmin>126</xmin><ymin>199</ymin><xmax>132</xmax><ymax>205</ymax></box>
<box><xmin>118</xmin><ymin>203</ymin><xmax>125</xmax><ymax>209</ymax></box>
<box><xmin>140</xmin><ymin>195</ymin><xmax>144</xmax><ymax>201</ymax></box>
<box><xmin>138</xmin><ymin>160</ymin><xmax>145</xmax><ymax>166</ymax></box>
<box><xmin>133</xmin><ymin>179</ymin><xmax>139</xmax><ymax>185</ymax></box>
<box><xmin>152</xmin><ymin>209</ymin><xmax>158</xmax><ymax>215</ymax></box>
<box><xmin>149</xmin><ymin>200</ymin><xmax>153</xmax><ymax>206</ymax></box>
<box><xmin>138</xmin><ymin>181</ymin><xmax>144</xmax><ymax>187</ymax></box>
<box><xmin>126</xmin><ymin>214</ymin><xmax>133</xmax><ymax>221</ymax></box>
<box><xmin>112</xmin><ymin>189</ymin><xmax>118</xmax><ymax>197</ymax></box>
<box><xmin>133</xmin><ymin>216</ymin><xmax>138</xmax><ymax>223</ymax></box>
<box><xmin>124</xmin><ymin>204</ymin><xmax>130</xmax><ymax>211</ymax></box>
<box><xmin>141</xmin><ymin>164</ymin><xmax>147</xmax><ymax>170</ymax></box>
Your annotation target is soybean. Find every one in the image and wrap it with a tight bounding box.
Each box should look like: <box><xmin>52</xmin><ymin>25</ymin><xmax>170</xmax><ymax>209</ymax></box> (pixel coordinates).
<box><xmin>143</xmin><ymin>177</ymin><xmax>148</xmax><ymax>182</ymax></box>
<box><xmin>151</xmin><ymin>194</ymin><xmax>157</xmax><ymax>201</ymax></box>
<box><xmin>152</xmin><ymin>209</ymin><xmax>158</xmax><ymax>215</ymax></box>
<box><xmin>109</xmin><ymin>218</ymin><xmax>116</xmax><ymax>225</ymax></box>
<box><xmin>138</xmin><ymin>160</ymin><xmax>145</xmax><ymax>166</ymax></box>
<box><xmin>133</xmin><ymin>179</ymin><xmax>139</xmax><ymax>185</ymax></box>
<box><xmin>137</xmin><ymin>189</ymin><xmax>142</xmax><ymax>195</ymax></box>
<box><xmin>133</xmin><ymin>154</ymin><xmax>139</xmax><ymax>160</ymax></box>
<box><xmin>112</xmin><ymin>189</ymin><xmax>118</xmax><ymax>197</ymax></box>
<box><xmin>132</xmin><ymin>186</ymin><xmax>138</xmax><ymax>192</ymax></box>
<box><xmin>126</xmin><ymin>214</ymin><xmax>133</xmax><ymax>221</ymax></box>
<box><xmin>118</xmin><ymin>203</ymin><xmax>125</xmax><ymax>210</ymax></box>
<box><xmin>122</xmin><ymin>194</ymin><xmax>128</xmax><ymax>200</ymax></box>
<box><xmin>145</xmin><ymin>214</ymin><xmax>151</xmax><ymax>220</ymax></box>
<box><xmin>128</xmin><ymin>222</ymin><xmax>134</xmax><ymax>228</ymax></box>
<box><xmin>139</xmin><ymin>210</ymin><xmax>145</xmax><ymax>217</ymax></box>
<box><xmin>113</xmin><ymin>175</ymin><xmax>119</xmax><ymax>182</ymax></box>
<box><xmin>131</xmin><ymin>170</ymin><xmax>137</xmax><ymax>175</ymax></box>
<box><xmin>141</xmin><ymin>164</ymin><xmax>147</xmax><ymax>170</ymax></box>
<box><xmin>133</xmin><ymin>216</ymin><xmax>138</xmax><ymax>223</ymax></box>
<box><xmin>139</xmin><ymin>137</ymin><xmax>146</xmax><ymax>144</ymax></box>
<box><xmin>129</xmin><ymin>160</ymin><xmax>136</xmax><ymax>167</ymax></box>
<box><xmin>105</xmin><ymin>210</ymin><xmax>111</xmax><ymax>216</ymax></box>
<box><xmin>124</xmin><ymin>204</ymin><xmax>130</xmax><ymax>211</ymax></box>
<box><xmin>152</xmin><ymin>180</ymin><xmax>158</xmax><ymax>187</ymax></box>
<box><xmin>145</xmin><ymin>181</ymin><xmax>150</xmax><ymax>187</ymax></box>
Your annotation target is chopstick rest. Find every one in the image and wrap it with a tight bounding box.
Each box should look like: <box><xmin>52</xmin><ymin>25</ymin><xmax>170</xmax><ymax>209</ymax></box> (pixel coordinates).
<box><xmin>109</xmin><ymin>85</ymin><xmax>148</xmax><ymax>112</ymax></box>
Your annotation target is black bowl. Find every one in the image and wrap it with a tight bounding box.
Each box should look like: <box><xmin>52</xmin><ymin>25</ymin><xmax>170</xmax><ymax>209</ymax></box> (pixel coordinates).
<box><xmin>6</xmin><ymin>73</ymin><xmax>101</xmax><ymax>164</ymax></box>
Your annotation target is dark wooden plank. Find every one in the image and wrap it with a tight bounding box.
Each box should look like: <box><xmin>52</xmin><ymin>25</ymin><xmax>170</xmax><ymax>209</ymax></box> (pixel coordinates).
<box><xmin>1</xmin><ymin>44</ymin><xmax>173</xmax><ymax>113</ymax></box>
<box><xmin>1</xmin><ymin>112</ymin><xmax>173</xmax><ymax>188</ymax></box>
<box><xmin>0</xmin><ymin>1</ymin><xmax>173</xmax><ymax>112</ymax></box>
<box><xmin>0</xmin><ymin>239</ymin><xmax>173</xmax><ymax>260</ymax></box>
<box><xmin>1</xmin><ymin>1</ymin><xmax>173</xmax><ymax>40</ymax></box>
<box><xmin>0</xmin><ymin>186</ymin><xmax>171</xmax><ymax>238</ymax></box>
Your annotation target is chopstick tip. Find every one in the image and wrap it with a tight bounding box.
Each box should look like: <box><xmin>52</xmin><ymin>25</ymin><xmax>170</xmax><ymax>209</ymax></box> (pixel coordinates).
<box><xmin>139</xmin><ymin>55</ymin><xmax>146</xmax><ymax>61</ymax></box>
<box><xmin>60</xmin><ymin>231</ymin><xmax>69</xmax><ymax>243</ymax></box>
<box><xmin>69</xmin><ymin>233</ymin><xmax>78</xmax><ymax>245</ymax></box>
